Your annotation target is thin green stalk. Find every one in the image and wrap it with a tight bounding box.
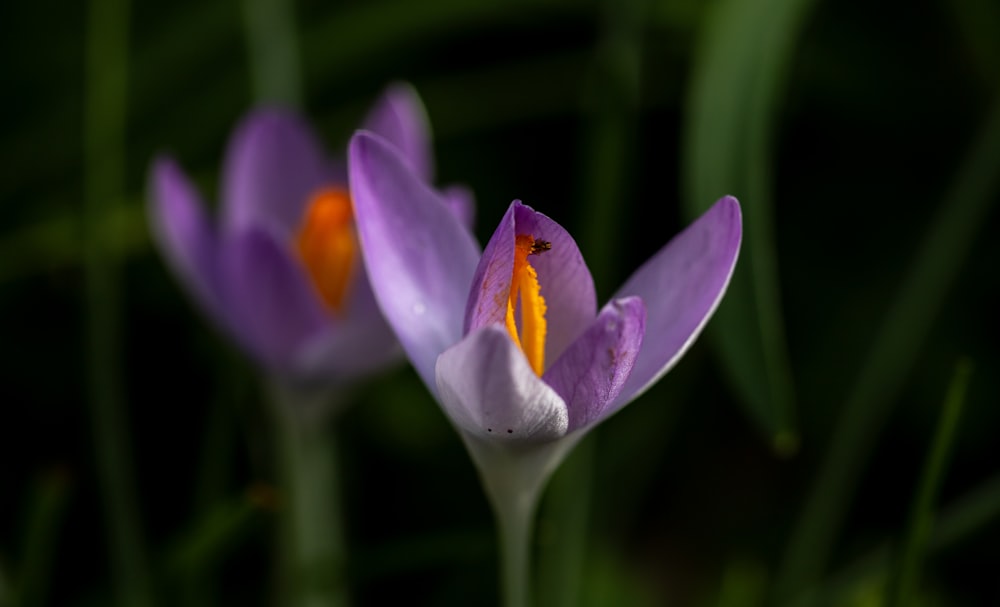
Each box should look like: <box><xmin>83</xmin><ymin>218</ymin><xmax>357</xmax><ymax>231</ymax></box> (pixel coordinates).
<box><xmin>775</xmin><ymin>96</ymin><xmax>1000</xmax><ymax>601</ymax></box>
<box><xmin>785</xmin><ymin>472</ymin><xmax>1000</xmax><ymax>607</ymax></box>
<box><xmin>83</xmin><ymin>0</ymin><xmax>153</xmax><ymax>604</ymax></box>
<box><xmin>534</xmin><ymin>439</ymin><xmax>594</xmax><ymax>607</ymax></box>
<box><xmin>270</xmin><ymin>383</ymin><xmax>350</xmax><ymax>607</ymax></box>
<box><xmin>885</xmin><ymin>360</ymin><xmax>972</xmax><ymax>607</ymax></box>
<box><xmin>682</xmin><ymin>0</ymin><xmax>813</xmax><ymax>444</ymax></box>
<box><xmin>242</xmin><ymin>0</ymin><xmax>303</xmax><ymax>107</ymax></box>
<box><xmin>496</xmin><ymin>490</ymin><xmax>539</xmax><ymax>607</ymax></box>
<box><xmin>16</xmin><ymin>470</ymin><xmax>72</xmax><ymax>607</ymax></box>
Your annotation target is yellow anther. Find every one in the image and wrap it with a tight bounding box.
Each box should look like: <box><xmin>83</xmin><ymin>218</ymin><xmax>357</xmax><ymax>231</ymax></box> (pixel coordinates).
<box><xmin>505</xmin><ymin>234</ymin><xmax>548</xmax><ymax>375</ymax></box>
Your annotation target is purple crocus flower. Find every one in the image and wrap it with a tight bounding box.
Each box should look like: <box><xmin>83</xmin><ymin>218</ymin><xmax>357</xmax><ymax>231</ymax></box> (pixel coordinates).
<box><xmin>148</xmin><ymin>84</ymin><xmax>473</xmax><ymax>387</ymax></box>
<box><xmin>348</xmin><ymin>129</ymin><xmax>741</xmax><ymax>542</ymax></box>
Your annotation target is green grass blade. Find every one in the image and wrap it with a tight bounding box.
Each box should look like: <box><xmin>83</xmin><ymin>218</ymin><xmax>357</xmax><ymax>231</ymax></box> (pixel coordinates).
<box><xmin>775</xmin><ymin>96</ymin><xmax>1000</xmax><ymax>601</ymax></box>
<box><xmin>83</xmin><ymin>0</ymin><xmax>154</xmax><ymax>603</ymax></box>
<box><xmin>682</xmin><ymin>0</ymin><xmax>816</xmax><ymax>446</ymax></box>
<box><xmin>786</xmin><ymin>471</ymin><xmax>1000</xmax><ymax>607</ymax></box>
<box><xmin>885</xmin><ymin>360</ymin><xmax>973</xmax><ymax>607</ymax></box>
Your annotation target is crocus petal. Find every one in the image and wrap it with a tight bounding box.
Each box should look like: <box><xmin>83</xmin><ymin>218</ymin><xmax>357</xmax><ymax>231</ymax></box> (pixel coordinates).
<box><xmin>148</xmin><ymin>157</ymin><xmax>228</xmax><ymax>326</ymax></box>
<box><xmin>436</xmin><ymin>325</ymin><xmax>569</xmax><ymax>441</ymax></box>
<box><xmin>464</xmin><ymin>202</ymin><xmax>517</xmax><ymax>332</ymax></box>
<box><xmin>543</xmin><ymin>296</ymin><xmax>646</xmax><ymax>431</ymax></box>
<box><xmin>221</xmin><ymin>108</ymin><xmax>329</xmax><ymax>237</ymax></box>
<box><xmin>294</xmin><ymin>266</ymin><xmax>401</xmax><ymax>382</ymax></box>
<box><xmin>362</xmin><ymin>82</ymin><xmax>434</xmax><ymax>181</ymax></box>
<box><xmin>219</xmin><ymin>227</ymin><xmax>328</xmax><ymax>371</ymax></box>
<box><xmin>609</xmin><ymin>196</ymin><xmax>742</xmax><ymax>408</ymax></box>
<box><xmin>349</xmin><ymin>131</ymin><xmax>481</xmax><ymax>395</ymax></box>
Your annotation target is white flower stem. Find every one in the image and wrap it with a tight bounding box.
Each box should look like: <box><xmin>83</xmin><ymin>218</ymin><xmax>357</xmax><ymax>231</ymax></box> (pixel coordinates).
<box><xmin>495</xmin><ymin>488</ymin><xmax>539</xmax><ymax>607</ymax></box>
<box><xmin>467</xmin><ymin>436</ymin><xmax>579</xmax><ymax>607</ymax></box>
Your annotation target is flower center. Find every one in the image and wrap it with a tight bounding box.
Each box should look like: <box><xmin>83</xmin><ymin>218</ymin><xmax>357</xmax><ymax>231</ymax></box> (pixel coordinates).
<box><xmin>505</xmin><ymin>234</ymin><xmax>550</xmax><ymax>376</ymax></box>
<box><xmin>296</xmin><ymin>188</ymin><xmax>357</xmax><ymax>313</ymax></box>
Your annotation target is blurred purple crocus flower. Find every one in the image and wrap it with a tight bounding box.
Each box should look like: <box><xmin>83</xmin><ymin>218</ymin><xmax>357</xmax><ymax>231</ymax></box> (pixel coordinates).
<box><xmin>348</xmin><ymin>130</ymin><xmax>741</xmax><ymax>510</ymax></box>
<box><xmin>149</xmin><ymin>84</ymin><xmax>473</xmax><ymax>387</ymax></box>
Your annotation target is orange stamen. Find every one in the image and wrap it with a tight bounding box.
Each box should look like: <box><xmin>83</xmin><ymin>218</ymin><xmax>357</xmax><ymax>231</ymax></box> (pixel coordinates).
<box><xmin>296</xmin><ymin>188</ymin><xmax>357</xmax><ymax>313</ymax></box>
<box><xmin>505</xmin><ymin>234</ymin><xmax>548</xmax><ymax>375</ymax></box>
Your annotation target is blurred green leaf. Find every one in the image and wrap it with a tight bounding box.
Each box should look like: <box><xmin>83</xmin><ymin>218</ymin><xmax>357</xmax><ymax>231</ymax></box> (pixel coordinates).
<box><xmin>776</xmin><ymin>96</ymin><xmax>1000</xmax><ymax>602</ymax></box>
<box><xmin>786</xmin><ymin>472</ymin><xmax>1000</xmax><ymax>607</ymax></box>
<box><xmin>885</xmin><ymin>360</ymin><xmax>972</xmax><ymax>607</ymax></box>
<box><xmin>14</xmin><ymin>469</ymin><xmax>72</xmax><ymax>607</ymax></box>
<box><xmin>945</xmin><ymin>0</ymin><xmax>1000</xmax><ymax>89</ymax></box>
<box><xmin>682</xmin><ymin>0</ymin><xmax>816</xmax><ymax>446</ymax></box>
<box><xmin>580</xmin><ymin>543</ymin><xmax>660</xmax><ymax>607</ymax></box>
<box><xmin>161</xmin><ymin>487</ymin><xmax>272</xmax><ymax>581</ymax></box>
<box><xmin>83</xmin><ymin>0</ymin><xmax>154</xmax><ymax>603</ymax></box>
<box><xmin>712</xmin><ymin>558</ymin><xmax>767</xmax><ymax>607</ymax></box>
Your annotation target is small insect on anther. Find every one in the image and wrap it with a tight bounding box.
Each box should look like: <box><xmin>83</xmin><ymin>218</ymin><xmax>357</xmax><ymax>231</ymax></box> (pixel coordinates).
<box><xmin>529</xmin><ymin>238</ymin><xmax>552</xmax><ymax>255</ymax></box>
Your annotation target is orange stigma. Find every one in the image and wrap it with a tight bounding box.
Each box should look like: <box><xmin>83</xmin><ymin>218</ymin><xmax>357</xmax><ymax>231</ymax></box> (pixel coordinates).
<box><xmin>505</xmin><ymin>234</ymin><xmax>549</xmax><ymax>376</ymax></box>
<box><xmin>296</xmin><ymin>188</ymin><xmax>357</xmax><ymax>313</ymax></box>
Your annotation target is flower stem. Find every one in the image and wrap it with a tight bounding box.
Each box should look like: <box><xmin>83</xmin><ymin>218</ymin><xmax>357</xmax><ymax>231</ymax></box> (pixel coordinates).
<box><xmin>242</xmin><ymin>0</ymin><xmax>303</xmax><ymax>107</ymax></box>
<box><xmin>495</xmin><ymin>488</ymin><xmax>538</xmax><ymax>607</ymax></box>
<box><xmin>269</xmin><ymin>383</ymin><xmax>350</xmax><ymax>607</ymax></box>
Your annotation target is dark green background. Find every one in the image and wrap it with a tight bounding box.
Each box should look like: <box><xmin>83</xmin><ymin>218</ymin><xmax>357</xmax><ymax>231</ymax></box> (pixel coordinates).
<box><xmin>1</xmin><ymin>0</ymin><xmax>998</xmax><ymax>605</ymax></box>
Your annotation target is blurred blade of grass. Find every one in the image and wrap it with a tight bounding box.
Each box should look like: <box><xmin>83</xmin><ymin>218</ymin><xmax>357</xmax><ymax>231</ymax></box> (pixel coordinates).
<box><xmin>161</xmin><ymin>487</ymin><xmax>272</xmax><ymax>582</ymax></box>
<box><xmin>0</xmin><ymin>200</ymin><xmax>145</xmax><ymax>284</ymax></box>
<box><xmin>536</xmin><ymin>0</ymin><xmax>644</xmax><ymax>605</ymax></box>
<box><xmin>944</xmin><ymin>0</ymin><xmax>1000</xmax><ymax>89</ymax></box>
<box><xmin>242</xmin><ymin>0</ymin><xmax>302</xmax><ymax>107</ymax></box>
<box><xmin>786</xmin><ymin>471</ymin><xmax>1000</xmax><ymax>607</ymax></box>
<box><xmin>1</xmin><ymin>49</ymin><xmax>587</xmax><ymax>285</ymax></box>
<box><xmin>351</xmin><ymin>529</ymin><xmax>494</xmax><ymax>583</ymax></box>
<box><xmin>0</xmin><ymin>563</ymin><xmax>10</xmax><ymax>606</ymax></box>
<box><xmin>711</xmin><ymin>559</ymin><xmax>768</xmax><ymax>607</ymax></box>
<box><xmin>682</xmin><ymin>0</ymin><xmax>816</xmax><ymax>448</ymax></box>
<box><xmin>0</xmin><ymin>2</ymin><xmax>240</xmax><ymax>205</ymax></box>
<box><xmin>775</xmin><ymin>96</ymin><xmax>1000</xmax><ymax>601</ymax></box>
<box><xmin>885</xmin><ymin>359</ymin><xmax>972</xmax><ymax>607</ymax></box>
<box><xmin>300</xmin><ymin>0</ymin><xmax>594</xmax><ymax>85</ymax></box>
<box><xmin>580</xmin><ymin>544</ymin><xmax>660</xmax><ymax>607</ymax></box>
<box><xmin>15</xmin><ymin>469</ymin><xmax>72</xmax><ymax>607</ymax></box>
<box><xmin>83</xmin><ymin>0</ymin><xmax>155</xmax><ymax>604</ymax></box>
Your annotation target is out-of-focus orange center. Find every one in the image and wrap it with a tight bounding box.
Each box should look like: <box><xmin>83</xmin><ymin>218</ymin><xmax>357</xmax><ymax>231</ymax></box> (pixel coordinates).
<box><xmin>296</xmin><ymin>188</ymin><xmax>357</xmax><ymax>313</ymax></box>
<box><xmin>505</xmin><ymin>234</ymin><xmax>549</xmax><ymax>376</ymax></box>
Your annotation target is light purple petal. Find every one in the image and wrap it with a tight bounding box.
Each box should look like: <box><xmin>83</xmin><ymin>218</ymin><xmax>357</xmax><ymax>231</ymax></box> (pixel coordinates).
<box><xmin>148</xmin><ymin>157</ymin><xmax>228</xmax><ymax>326</ymax></box>
<box><xmin>436</xmin><ymin>325</ymin><xmax>569</xmax><ymax>442</ymax></box>
<box><xmin>221</xmin><ymin>108</ymin><xmax>330</xmax><ymax>238</ymax></box>
<box><xmin>219</xmin><ymin>227</ymin><xmax>328</xmax><ymax>372</ymax></box>
<box><xmin>362</xmin><ymin>82</ymin><xmax>434</xmax><ymax>181</ymax></box>
<box><xmin>463</xmin><ymin>202</ymin><xmax>517</xmax><ymax>333</ymax></box>
<box><xmin>293</xmin><ymin>268</ymin><xmax>402</xmax><ymax>383</ymax></box>
<box><xmin>348</xmin><ymin>131</ymin><xmax>481</xmax><ymax>396</ymax></box>
<box><xmin>543</xmin><ymin>296</ymin><xmax>646</xmax><ymax>431</ymax></box>
<box><xmin>609</xmin><ymin>196</ymin><xmax>742</xmax><ymax>408</ymax></box>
